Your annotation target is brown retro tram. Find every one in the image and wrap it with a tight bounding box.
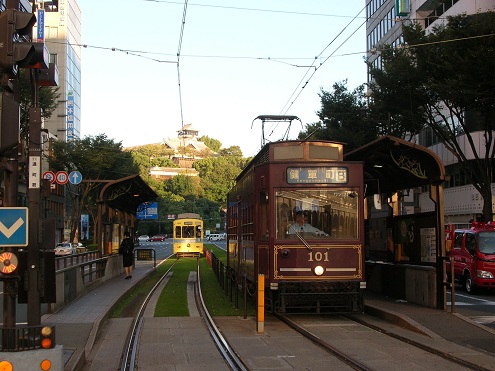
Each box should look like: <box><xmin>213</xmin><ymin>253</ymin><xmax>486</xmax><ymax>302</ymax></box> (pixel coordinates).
<box><xmin>227</xmin><ymin>140</ymin><xmax>365</xmax><ymax>313</ymax></box>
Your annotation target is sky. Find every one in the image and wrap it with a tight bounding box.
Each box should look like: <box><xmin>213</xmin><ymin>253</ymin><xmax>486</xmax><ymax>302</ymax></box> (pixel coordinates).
<box><xmin>79</xmin><ymin>0</ymin><xmax>368</xmax><ymax>157</ymax></box>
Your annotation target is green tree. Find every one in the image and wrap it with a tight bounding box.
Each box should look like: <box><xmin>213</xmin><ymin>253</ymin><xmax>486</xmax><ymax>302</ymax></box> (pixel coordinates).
<box><xmin>219</xmin><ymin>145</ymin><xmax>243</xmax><ymax>157</ymax></box>
<box><xmin>50</xmin><ymin>134</ymin><xmax>139</xmax><ymax>242</ymax></box>
<box><xmin>298</xmin><ymin>80</ymin><xmax>378</xmax><ymax>153</ymax></box>
<box><xmin>199</xmin><ymin>135</ymin><xmax>222</xmax><ymax>152</ymax></box>
<box><xmin>164</xmin><ymin>174</ymin><xmax>202</xmax><ymax>198</ymax></box>
<box><xmin>193</xmin><ymin>155</ymin><xmax>247</xmax><ymax>206</ymax></box>
<box><xmin>368</xmin><ymin>12</ymin><xmax>495</xmax><ymax>220</ymax></box>
<box><xmin>16</xmin><ymin>70</ymin><xmax>60</xmax><ymax>139</ymax></box>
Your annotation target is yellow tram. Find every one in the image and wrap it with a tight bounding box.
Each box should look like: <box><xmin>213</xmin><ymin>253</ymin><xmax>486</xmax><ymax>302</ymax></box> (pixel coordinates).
<box><xmin>173</xmin><ymin>213</ymin><xmax>204</xmax><ymax>257</ymax></box>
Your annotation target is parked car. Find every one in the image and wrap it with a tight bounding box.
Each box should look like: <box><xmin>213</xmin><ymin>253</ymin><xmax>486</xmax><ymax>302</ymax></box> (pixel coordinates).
<box><xmin>137</xmin><ymin>235</ymin><xmax>150</xmax><ymax>243</ymax></box>
<box><xmin>148</xmin><ymin>234</ymin><xmax>167</xmax><ymax>242</ymax></box>
<box><xmin>54</xmin><ymin>242</ymin><xmax>74</xmax><ymax>256</ymax></box>
<box><xmin>207</xmin><ymin>234</ymin><xmax>221</xmax><ymax>241</ymax></box>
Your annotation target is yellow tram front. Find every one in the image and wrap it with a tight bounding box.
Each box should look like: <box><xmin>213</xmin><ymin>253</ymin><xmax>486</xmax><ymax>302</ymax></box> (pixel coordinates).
<box><xmin>173</xmin><ymin>213</ymin><xmax>203</xmax><ymax>257</ymax></box>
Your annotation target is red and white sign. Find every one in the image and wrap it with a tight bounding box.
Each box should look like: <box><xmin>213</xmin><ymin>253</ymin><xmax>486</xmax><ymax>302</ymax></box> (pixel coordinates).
<box><xmin>42</xmin><ymin>171</ymin><xmax>55</xmax><ymax>183</ymax></box>
<box><xmin>55</xmin><ymin>171</ymin><xmax>69</xmax><ymax>185</ymax></box>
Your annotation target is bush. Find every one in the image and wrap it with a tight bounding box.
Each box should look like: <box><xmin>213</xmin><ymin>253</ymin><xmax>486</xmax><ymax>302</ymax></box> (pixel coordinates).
<box><xmin>86</xmin><ymin>244</ymin><xmax>98</xmax><ymax>251</ymax></box>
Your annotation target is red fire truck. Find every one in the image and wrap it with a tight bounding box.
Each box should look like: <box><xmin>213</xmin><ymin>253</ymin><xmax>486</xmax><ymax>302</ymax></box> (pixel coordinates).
<box><xmin>446</xmin><ymin>222</ymin><xmax>495</xmax><ymax>293</ymax></box>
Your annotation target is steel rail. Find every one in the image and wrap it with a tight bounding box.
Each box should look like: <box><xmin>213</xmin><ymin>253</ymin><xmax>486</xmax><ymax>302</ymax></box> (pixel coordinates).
<box><xmin>195</xmin><ymin>260</ymin><xmax>248</xmax><ymax>371</ymax></box>
<box><xmin>120</xmin><ymin>254</ymin><xmax>178</xmax><ymax>371</ymax></box>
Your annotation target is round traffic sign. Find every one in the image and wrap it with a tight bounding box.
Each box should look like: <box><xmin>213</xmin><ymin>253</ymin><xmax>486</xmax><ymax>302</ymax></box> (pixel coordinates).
<box><xmin>55</xmin><ymin>171</ymin><xmax>69</xmax><ymax>185</ymax></box>
<box><xmin>42</xmin><ymin>171</ymin><xmax>55</xmax><ymax>183</ymax></box>
<box><xmin>69</xmin><ymin>170</ymin><xmax>83</xmax><ymax>185</ymax></box>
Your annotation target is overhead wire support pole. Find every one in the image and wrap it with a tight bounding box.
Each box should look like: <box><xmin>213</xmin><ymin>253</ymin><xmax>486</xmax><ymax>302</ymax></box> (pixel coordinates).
<box><xmin>176</xmin><ymin>0</ymin><xmax>189</xmax><ymax>131</ymax></box>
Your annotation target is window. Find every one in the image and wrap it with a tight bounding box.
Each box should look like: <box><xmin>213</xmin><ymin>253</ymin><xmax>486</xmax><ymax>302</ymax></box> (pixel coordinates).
<box><xmin>276</xmin><ymin>189</ymin><xmax>359</xmax><ymax>240</ymax></box>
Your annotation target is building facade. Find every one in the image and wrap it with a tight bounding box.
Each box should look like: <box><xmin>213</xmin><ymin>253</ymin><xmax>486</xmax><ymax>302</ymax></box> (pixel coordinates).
<box><xmin>34</xmin><ymin>0</ymin><xmax>82</xmax><ymax>242</ymax></box>
<box><xmin>35</xmin><ymin>0</ymin><xmax>82</xmax><ymax>141</ymax></box>
<box><xmin>366</xmin><ymin>0</ymin><xmax>495</xmax><ymax>225</ymax></box>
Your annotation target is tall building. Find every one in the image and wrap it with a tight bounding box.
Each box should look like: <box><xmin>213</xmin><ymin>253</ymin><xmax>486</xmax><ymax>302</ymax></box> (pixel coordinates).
<box><xmin>35</xmin><ymin>0</ymin><xmax>82</xmax><ymax>141</ymax></box>
<box><xmin>32</xmin><ymin>0</ymin><xmax>82</xmax><ymax>242</ymax></box>
<box><xmin>366</xmin><ymin>0</ymin><xmax>495</xmax><ymax>225</ymax></box>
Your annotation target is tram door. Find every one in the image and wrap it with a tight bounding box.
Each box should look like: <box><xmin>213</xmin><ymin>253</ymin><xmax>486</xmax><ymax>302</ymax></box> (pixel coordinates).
<box><xmin>258</xmin><ymin>191</ymin><xmax>269</xmax><ymax>277</ymax></box>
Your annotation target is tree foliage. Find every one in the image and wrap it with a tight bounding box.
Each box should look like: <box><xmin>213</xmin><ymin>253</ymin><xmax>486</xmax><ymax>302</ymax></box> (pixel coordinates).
<box><xmin>368</xmin><ymin>12</ymin><xmax>495</xmax><ymax>220</ymax></box>
<box><xmin>298</xmin><ymin>80</ymin><xmax>378</xmax><ymax>153</ymax></box>
<box><xmin>50</xmin><ymin>134</ymin><xmax>139</xmax><ymax>242</ymax></box>
<box><xmin>19</xmin><ymin>70</ymin><xmax>60</xmax><ymax>138</ymax></box>
<box><xmin>199</xmin><ymin>135</ymin><xmax>222</xmax><ymax>152</ymax></box>
<box><xmin>193</xmin><ymin>155</ymin><xmax>248</xmax><ymax>206</ymax></box>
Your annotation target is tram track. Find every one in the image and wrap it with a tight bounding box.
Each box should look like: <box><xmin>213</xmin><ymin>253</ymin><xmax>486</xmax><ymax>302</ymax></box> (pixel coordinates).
<box><xmin>119</xmin><ymin>256</ymin><xmax>247</xmax><ymax>371</ymax></box>
<box><xmin>275</xmin><ymin>313</ymin><xmax>491</xmax><ymax>371</ymax></box>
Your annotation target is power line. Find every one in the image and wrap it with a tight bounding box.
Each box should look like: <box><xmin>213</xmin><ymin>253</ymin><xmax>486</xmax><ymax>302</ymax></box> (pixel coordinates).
<box><xmin>270</xmin><ymin>5</ymin><xmax>367</xmax><ymax>141</ymax></box>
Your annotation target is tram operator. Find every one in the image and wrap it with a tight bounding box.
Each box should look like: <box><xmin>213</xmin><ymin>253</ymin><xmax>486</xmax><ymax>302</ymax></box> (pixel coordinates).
<box><xmin>287</xmin><ymin>210</ymin><xmax>328</xmax><ymax>236</ymax></box>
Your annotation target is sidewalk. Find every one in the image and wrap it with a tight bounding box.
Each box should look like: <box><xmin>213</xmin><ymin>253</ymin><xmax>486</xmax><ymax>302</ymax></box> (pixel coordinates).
<box><xmin>42</xmin><ymin>261</ymin><xmax>495</xmax><ymax>371</ymax></box>
<box><xmin>41</xmin><ymin>260</ymin><xmax>156</xmax><ymax>371</ymax></box>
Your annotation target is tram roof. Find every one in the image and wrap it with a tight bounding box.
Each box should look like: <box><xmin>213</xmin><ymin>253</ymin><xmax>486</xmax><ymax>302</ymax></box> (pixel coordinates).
<box><xmin>344</xmin><ymin>135</ymin><xmax>446</xmax><ymax>196</ymax></box>
<box><xmin>99</xmin><ymin>174</ymin><xmax>158</xmax><ymax>214</ymax></box>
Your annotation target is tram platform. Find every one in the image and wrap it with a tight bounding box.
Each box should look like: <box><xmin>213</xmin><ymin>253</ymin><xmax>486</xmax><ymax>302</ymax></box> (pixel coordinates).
<box><xmin>40</xmin><ymin>260</ymin><xmax>495</xmax><ymax>371</ymax></box>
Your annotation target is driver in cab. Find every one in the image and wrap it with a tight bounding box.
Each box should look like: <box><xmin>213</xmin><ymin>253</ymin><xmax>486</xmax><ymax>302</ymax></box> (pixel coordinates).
<box><xmin>287</xmin><ymin>210</ymin><xmax>327</xmax><ymax>236</ymax></box>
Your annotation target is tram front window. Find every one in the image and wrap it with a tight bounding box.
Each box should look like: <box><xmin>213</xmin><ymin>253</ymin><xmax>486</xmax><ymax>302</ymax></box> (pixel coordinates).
<box><xmin>276</xmin><ymin>189</ymin><xmax>359</xmax><ymax>240</ymax></box>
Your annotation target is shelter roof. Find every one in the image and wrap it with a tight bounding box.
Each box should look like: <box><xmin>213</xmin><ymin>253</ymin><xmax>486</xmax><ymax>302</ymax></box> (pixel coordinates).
<box><xmin>99</xmin><ymin>174</ymin><xmax>158</xmax><ymax>214</ymax></box>
<box><xmin>344</xmin><ymin>135</ymin><xmax>446</xmax><ymax>196</ymax></box>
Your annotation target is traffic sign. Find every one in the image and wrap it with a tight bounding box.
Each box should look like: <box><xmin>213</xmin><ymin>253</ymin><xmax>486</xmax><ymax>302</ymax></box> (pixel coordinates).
<box><xmin>69</xmin><ymin>171</ymin><xmax>82</xmax><ymax>185</ymax></box>
<box><xmin>0</xmin><ymin>207</ymin><xmax>28</xmax><ymax>247</ymax></box>
<box><xmin>136</xmin><ymin>202</ymin><xmax>158</xmax><ymax>220</ymax></box>
<box><xmin>55</xmin><ymin>171</ymin><xmax>69</xmax><ymax>185</ymax></box>
<box><xmin>42</xmin><ymin>171</ymin><xmax>55</xmax><ymax>183</ymax></box>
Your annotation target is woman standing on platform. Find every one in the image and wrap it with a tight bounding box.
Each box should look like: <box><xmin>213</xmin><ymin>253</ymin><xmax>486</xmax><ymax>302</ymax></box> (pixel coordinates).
<box><xmin>119</xmin><ymin>231</ymin><xmax>135</xmax><ymax>279</ymax></box>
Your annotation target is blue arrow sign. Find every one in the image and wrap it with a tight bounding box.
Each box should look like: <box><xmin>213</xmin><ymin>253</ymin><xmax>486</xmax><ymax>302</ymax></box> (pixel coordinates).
<box><xmin>136</xmin><ymin>202</ymin><xmax>158</xmax><ymax>219</ymax></box>
<box><xmin>69</xmin><ymin>171</ymin><xmax>82</xmax><ymax>185</ymax></box>
<box><xmin>0</xmin><ymin>208</ymin><xmax>29</xmax><ymax>247</ymax></box>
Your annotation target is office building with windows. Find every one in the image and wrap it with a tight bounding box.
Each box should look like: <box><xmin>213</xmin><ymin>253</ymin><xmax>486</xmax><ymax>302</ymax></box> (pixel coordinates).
<box><xmin>35</xmin><ymin>0</ymin><xmax>82</xmax><ymax>141</ymax></box>
<box><xmin>34</xmin><ymin>0</ymin><xmax>82</xmax><ymax>242</ymax></box>
<box><xmin>366</xmin><ymin>0</ymin><xmax>495</xmax><ymax>225</ymax></box>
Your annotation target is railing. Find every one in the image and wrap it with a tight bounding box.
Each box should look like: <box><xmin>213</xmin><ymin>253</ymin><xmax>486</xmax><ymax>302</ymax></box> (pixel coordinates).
<box><xmin>1</xmin><ymin>325</ymin><xmax>54</xmax><ymax>352</ymax></box>
<box><xmin>55</xmin><ymin>250</ymin><xmax>107</xmax><ymax>285</ymax></box>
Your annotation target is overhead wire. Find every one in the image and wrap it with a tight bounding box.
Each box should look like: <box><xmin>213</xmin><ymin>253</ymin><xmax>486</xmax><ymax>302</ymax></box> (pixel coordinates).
<box><xmin>264</xmin><ymin>4</ymin><xmax>367</xmax><ymax>142</ymax></box>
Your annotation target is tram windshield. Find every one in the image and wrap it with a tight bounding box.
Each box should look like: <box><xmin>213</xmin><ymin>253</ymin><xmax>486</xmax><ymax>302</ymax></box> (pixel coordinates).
<box><xmin>174</xmin><ymin>225</ymin><xmax>202</xmax><ymax>241</ymax></box>
<box><xmin>276</xmin><ymin>189</ymin><xmax>359</xmax><ymax>240</ymax></box>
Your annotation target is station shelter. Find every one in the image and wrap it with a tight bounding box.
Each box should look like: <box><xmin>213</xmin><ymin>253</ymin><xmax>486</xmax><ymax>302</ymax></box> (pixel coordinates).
<box><xmin>96</xmin><ymin>174</ymin><xmax>157</xmax><ymax>255</ymax></box>
<box><xmin>345</xmin><ymin>136</ymin><xmax>448</xmax><ymax>310</ymax></box>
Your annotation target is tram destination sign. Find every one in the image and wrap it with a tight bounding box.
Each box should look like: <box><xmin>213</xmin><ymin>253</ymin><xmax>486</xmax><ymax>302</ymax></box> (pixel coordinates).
<box><xmin>287</xmin><ymin>166</ymin><xmax>348</xmax><ymax>184</ymax></box>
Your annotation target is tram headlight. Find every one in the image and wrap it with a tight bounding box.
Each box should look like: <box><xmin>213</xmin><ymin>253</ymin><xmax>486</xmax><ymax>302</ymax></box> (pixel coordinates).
<box><xmin>281</xmin><ymin>249</ymin><xmax>290</xmax><ymax>258</ymax></box>
<box><xmin>314</xmin><ymin>265</ymin><xmax>324</xmax><ymax>276</ymax></box>
<box><xmin>187</xmin><ymin>243</ymin><xmax>191</xmax><ymax>247</ymax></box>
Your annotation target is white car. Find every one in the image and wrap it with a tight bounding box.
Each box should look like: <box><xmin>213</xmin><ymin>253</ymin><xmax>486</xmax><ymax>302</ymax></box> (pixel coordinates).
<box><xmin>54</xmin><ymin>242</ymin><xmax>74</xmax><ymax>256</ymax></box>
<box><xmin>137</xmin><ymin>235</ymin><xmax>150</xmax><ymax>243</ymax></box>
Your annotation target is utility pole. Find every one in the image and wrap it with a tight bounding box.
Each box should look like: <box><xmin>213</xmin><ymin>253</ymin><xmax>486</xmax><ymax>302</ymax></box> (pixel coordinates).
<box><xmin>0</xmin><ymin>5</ymin><xmax>50</xmax><ymax>327</ymax></box>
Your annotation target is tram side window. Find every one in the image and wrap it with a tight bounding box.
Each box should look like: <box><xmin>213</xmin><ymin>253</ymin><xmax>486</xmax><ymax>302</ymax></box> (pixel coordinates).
<box><xmin>195</xmin><ymin>226</ymin><xmax>202</xmax><ymax>238</ymax></box>
<box><xmin>260</xmin><ymin>191</ymin><xmax>268</xmax><ymax>240</ymax></box>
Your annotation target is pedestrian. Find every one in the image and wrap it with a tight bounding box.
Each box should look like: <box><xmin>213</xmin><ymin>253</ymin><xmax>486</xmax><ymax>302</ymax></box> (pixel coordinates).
<box><xmin>119</xmin><ymin>231</ymin><xmax>135</xmax><ymax>279</ymax></box>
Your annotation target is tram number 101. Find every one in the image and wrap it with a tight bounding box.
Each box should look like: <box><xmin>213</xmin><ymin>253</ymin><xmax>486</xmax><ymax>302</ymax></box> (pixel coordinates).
<box><xmin>308</xmin><ymin>250</ymin><xmax>329</xmax><ymax>262</ymax></box>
